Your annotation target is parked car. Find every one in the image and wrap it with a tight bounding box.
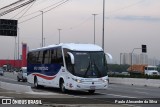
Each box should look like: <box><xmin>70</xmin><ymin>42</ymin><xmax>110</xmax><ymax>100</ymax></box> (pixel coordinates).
<box><xmin>0</xmin><ymin>68</ymin><xmax>4</xmax><ymax>76</ymax></box>
<box><xmin>17</xmin><ymin>67</ymin><xmax>27</xmax><ymax>82</ymax></box>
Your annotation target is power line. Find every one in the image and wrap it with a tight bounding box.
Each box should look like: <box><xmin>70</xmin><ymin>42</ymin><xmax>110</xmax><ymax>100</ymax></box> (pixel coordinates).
<box><xmin>10</xmin><ymin>0</ymin><xmax>45</xmax><ymax>19</ymax></box>
<box><xmin>19</xmin><ymin>0</ymin><xmax>69</xmax><ymax>24</ymax></box>
<box><xmin>0</xmin><ymin>0</ymin><xmax>36</xmax><ymax>17</ymax></box>
<box><xmin>17</xmin><ymin>1</ymin><xmax>36</xmax><ymax>19</ymax></box>
<box><xmin>64</xmin><ymin>0</ymin><xmax>145</xmax><ymax>32</ymax></box>
<box><xmin>11</xmin><ymin>2</ymin><xmax>32</xmax><ymax>19</ymax></box>
<box><xmin>0</xmin><ymin>0</ymin><xmax>24</xmax><ymax>11</ymax></box>
<box><xmin>109</xmin><ymin>0</ymin><xmax>145</xmax><ymax>14</ymax></box>
<box><xmin>21</xmin><ymin>0</ymin><xmax>66</xmax><ymax>18</ymax></box>
<box><xmin>68</xmin><ymin>16</ymin><xmax>92</xmax><ymax>30</ymax></box>
<box><xmin>44</xmin><ymin>0</ymin><xmax>69</xmax><ymax>13</ymax></box>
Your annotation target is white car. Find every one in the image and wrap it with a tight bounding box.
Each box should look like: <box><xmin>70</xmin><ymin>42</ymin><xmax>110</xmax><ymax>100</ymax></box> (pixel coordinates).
<box><xmin>17</xmin><ymin>67</ymin><xmax>27</xmax><ymax>82</ymax></box>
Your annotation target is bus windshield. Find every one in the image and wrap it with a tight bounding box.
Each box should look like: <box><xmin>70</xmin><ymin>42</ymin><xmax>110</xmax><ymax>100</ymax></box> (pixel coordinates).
<box><xmin>70</xmin><ymin>51</ymin><xmax>108</xmax><ymax>78</ymax></box>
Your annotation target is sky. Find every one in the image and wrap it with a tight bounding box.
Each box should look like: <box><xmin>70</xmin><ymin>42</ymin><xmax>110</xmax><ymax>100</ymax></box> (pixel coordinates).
<box><xmin>0</xmin><ymin>0</ymin><xmax>160</xmax><ymax>64</ymax></box>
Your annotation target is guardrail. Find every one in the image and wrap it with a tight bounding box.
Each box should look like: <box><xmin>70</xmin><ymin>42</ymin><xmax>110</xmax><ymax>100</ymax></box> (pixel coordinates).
<box><xmin>109</xmin><ymin>77</ymin><xmax>160</xmax><ymax>88</ymax></box>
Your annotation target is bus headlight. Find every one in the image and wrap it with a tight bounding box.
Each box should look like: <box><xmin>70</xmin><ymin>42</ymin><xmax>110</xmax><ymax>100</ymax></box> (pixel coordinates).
<box><xmin>77</xmin><ymin>79</ymin><xmax>82</xmax><ymax>83</ymax></box>
<box><xmin>102</xmin><ymin>78</ymin><xmax>109</xmax><ymax>83</ymax></box>
<box><xmin>72</xmin><ymin>78</ymin><xmax>82</xmax><ymax>83</ymax></box>
<box><xmin>103</xmin><ymin>79</ymin><xmax>107</xmax><ymax>82</ymax></box>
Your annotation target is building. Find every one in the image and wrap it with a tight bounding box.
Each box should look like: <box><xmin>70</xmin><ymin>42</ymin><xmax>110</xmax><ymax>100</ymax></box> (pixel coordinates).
<box><xmin>120</xmin><ymin>53</ymin><xmax>150</xmax><ymax>65</ymax></box>
<box><xmin>0</xmin><ymin>43</ymin><xmax>27</xmax><ymax>69</ymax></box>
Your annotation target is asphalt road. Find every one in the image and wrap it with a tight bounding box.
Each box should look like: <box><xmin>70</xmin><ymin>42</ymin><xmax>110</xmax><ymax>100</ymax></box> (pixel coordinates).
<box><xmin>1</xmin><ymin>72</ymin><xmax>160</xmax><ymax>107</ymax></box>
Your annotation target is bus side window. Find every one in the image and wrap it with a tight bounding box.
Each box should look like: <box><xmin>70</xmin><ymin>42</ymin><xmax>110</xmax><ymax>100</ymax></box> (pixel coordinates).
<box><xmin>28</xmin><ymin>52</ymin><xmax>38</xmax><ymax>64</ymax></box>
<box><xmin>56</xmin><ymin>48</ymin><xmax>64</xmax><ymax>66</ymax></box>
<box><xmin>43</xmin><ymin>50</ymin><xmax>50</xmax><ymax>64</ymax></box>
<box><xmin>51</xmin><ymin>48</ymin><xmax>64</xmax><ymax>66</ymax></box>
<box><xmin>37</xmin><ymin>51</ymin><xmax>43</xmax><ymax>64</ymax></box>
<box><xmin>51</xmin><ymin>49</ymin><xmax>56</xmax><ymax>63</ymax></box>
<box><xmin>28</xmin><ymin>53</ymin><xmax>33</xmax><ymax>64</ymax></box>
<box><xmin>33</xmin><ymin>52</ymin><xmax>38</xmax><ymax>64</ymax></box>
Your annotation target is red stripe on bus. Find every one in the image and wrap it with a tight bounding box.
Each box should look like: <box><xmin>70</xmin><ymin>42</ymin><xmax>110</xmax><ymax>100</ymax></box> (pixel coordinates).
<box><xmin>33</xmin><ymin>73</ymin><xmax>56</xmax><ymax>80</ymax></box>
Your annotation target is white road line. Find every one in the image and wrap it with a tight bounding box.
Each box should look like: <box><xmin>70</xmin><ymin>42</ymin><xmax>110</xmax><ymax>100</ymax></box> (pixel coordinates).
<box><xmin>96</xmin><ymin>92</ymin><xmax>137</xmax><ymax>98</ymax></box>
<box><xmin>123</xmin><ymin>104</ymin><xmax>141</xmax><ymax>107</ymax></box>
<box><xmin>107</xmin><ymin>94</ymin><xmax>137</xmax><ymax>98</ymax></box>
<box><xmin>134</xmin><ymin>91</ymin><xmax>149</xmax><ymax>95</ymax></box>
<box><xmin>25</xmin><ymin>91</ymin><xmax>61</xmax><ymax>95</ymax></box>
<box><xmin>0</xmin><ymin>96</ymin><xmax>13</xmax><ymax>98</ymax></box>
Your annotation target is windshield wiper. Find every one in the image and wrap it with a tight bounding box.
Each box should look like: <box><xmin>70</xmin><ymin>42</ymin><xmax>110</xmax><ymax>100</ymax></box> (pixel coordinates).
<box><xmin>93</xmin><ymin>60</ymin><xmax>102</xmax><ymax>77</ymax></box>
<box><xmin>83</xmin><ymin>62</ymin><xmax>90</xmax><ymax>78</ymax></box>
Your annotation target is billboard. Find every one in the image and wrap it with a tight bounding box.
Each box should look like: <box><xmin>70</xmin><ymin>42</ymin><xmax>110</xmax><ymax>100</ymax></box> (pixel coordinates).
<box><xmin>0</xmin><ymin>19</ymin><xmax>18</xmax><ymax>36</ymax></box>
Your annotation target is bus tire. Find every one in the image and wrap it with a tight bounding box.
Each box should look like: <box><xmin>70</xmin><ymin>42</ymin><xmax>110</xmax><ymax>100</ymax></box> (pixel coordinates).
<box><xmin>88</xmin><ymin>90</ymin><xmax>95</xmax><ymax>94</ymax></box>
<box><xmin>34</xmin><ymin>77</ymin><xmax>40</xmax><ymax>89</ymax></box>
<box><xmin>60</xmin><ymin>79</ymin><xmax>67</xmax><ymax>93</ymax></box>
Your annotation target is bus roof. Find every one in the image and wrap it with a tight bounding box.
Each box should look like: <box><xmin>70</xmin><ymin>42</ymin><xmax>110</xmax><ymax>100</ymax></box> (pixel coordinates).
<box><xmin>62</xmin><ymin>43</ymin><xmax>103</xmax><ymax>51</ymax></box>
<box><xmin>30</xmin><ymin>43</ymin><xmax>103</xmax><ymax>52</ymax></box>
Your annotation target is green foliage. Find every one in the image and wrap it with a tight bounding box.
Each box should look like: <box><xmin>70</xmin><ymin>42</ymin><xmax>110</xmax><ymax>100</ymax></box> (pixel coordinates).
<box><xmin>107</xmin><ymin>64</ymin><xmax>130</xmax><ymax>73</ymax></box>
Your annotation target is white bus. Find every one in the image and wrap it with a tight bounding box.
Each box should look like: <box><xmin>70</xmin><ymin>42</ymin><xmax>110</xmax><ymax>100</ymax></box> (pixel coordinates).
<box><xmin>27</xmin><ymin>43</ymin><xmax>109</xmax><ymax>94</ymax></box>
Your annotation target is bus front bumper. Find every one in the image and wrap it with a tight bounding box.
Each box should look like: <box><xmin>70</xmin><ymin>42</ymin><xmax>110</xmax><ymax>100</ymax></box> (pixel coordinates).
<box><xmin>67</xmin><ymin>82</ymin><xmax>108</xmax><ymax>91</ymax></box>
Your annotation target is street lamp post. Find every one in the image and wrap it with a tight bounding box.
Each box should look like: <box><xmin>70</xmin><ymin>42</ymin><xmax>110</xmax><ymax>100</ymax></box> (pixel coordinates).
<box><xmin>43</xmin><ymin>37</ymin><xmax>45</xmax><ymax>47</ymax></box>
<box><xmin>92</xmin><ymin>14</ymin><xmax>98</xmax><ymax>44</ymax></box>
<box><xmin>102</xmin><ymin>0</ymin><xmax>105</xmax><ymax>49</ymax></box>
<box><xmin>131</xmin><ymin>48</ymin><xmax>142</xmax><ymax>71</ymax></box>
<box><xmin>58</xmin><ymin>29</ymin><xmax>62</xmax><ymax>44</ymax></box>
<box><xmin>40</xmin><ymin>11</ymin><xmax>44</xmax><ymax>47</ymax></box>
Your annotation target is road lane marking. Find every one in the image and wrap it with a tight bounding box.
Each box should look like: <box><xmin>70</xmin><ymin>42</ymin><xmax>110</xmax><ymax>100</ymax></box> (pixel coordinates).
<box><xmin>25</xmin><ymin>91</ymin><xmax>61</xmax><ymax>95</ymax></box>
<box><xmin>0</xmin><ymin>96</ymin><xmax>13</xmax><ymax>98</ymax></box>
<box><xmin>123</xmin><ymin>104</ymin><xmax>141</xmax><ymax>107</ymax></box>
<box><xmin>107</xmin><ymin>94</ymin><xmax>137</xmax><ymax>98</ymax></box>
<box><xmin>95</xmin><ymin>92</ymin><xmax>137</xmax><ymax>98</ymax></box>
<box><xmin>134</xmin><ymin>91</ymin><xmax>149</xmax><ymax>95</ymax></box>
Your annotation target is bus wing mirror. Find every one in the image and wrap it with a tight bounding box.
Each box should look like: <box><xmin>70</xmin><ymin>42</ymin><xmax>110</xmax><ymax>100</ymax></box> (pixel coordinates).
<box><xmin>67</xmin><ymin>52</ymin><xmax>75</xmax><ymax>64</ymax></box>
<box><xmin>105</xmin><ymin>53</ymin><xmax>113</xmax><ymax>62</ymax></box>
<box><xmin>105</xmin><ymin>53</ymin><xmax>113</xmax><ymax>60</ymax></box>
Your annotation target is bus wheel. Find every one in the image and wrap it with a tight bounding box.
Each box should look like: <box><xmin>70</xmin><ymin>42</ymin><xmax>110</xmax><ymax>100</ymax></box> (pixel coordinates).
<box><xmin>34</xmin><ymin>77</ymin><xmax>40</xmax><ymax>88</ymax></box>
<box><xmin>60</xmin><ymin>80</ymin><xmax>66</xmax><ymax>93</ymax></box>
<box><xmin>88</xmin><ymin>90</ymin><xmax>95</xmax><ymax>94</ymax></box>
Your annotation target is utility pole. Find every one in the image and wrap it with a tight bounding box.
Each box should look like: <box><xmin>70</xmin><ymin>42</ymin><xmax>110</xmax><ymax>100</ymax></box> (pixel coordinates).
<box><xmin>40</xmin><ymin>11</ymin><xmax>44</xmax><ymax>47</ymax></box>
<box><xmin>92</xmin><ymin>14</ymin><xmax>98</xmax><ymax>44</ymax></box>
<box><xmin>43</xmin><ymin>38</ymin><xmax>45</xmax><ymax>47</ymax></box>
<box><xmin>58</xmin><ymin>29</ymin><xmax>62</xmax><ymax>44</ymax></box>
<box><xmin>102</xmin><ymin>0</ymin><xmax>105</xmax><ymax>49</ymax></box>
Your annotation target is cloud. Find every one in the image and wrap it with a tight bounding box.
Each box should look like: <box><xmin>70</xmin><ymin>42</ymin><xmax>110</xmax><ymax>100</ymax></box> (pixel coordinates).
<box><xmin>114</xmin><ymin>15</ymin><xmax>160</xmax><ymax>21</ymax></box>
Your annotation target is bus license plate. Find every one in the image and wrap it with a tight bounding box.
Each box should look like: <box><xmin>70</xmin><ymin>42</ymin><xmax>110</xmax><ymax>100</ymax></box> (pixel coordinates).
<box><xmin>90</xmin><ymin>86</ymin><xmax>95</xmax><ymax>89</ymax></box>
